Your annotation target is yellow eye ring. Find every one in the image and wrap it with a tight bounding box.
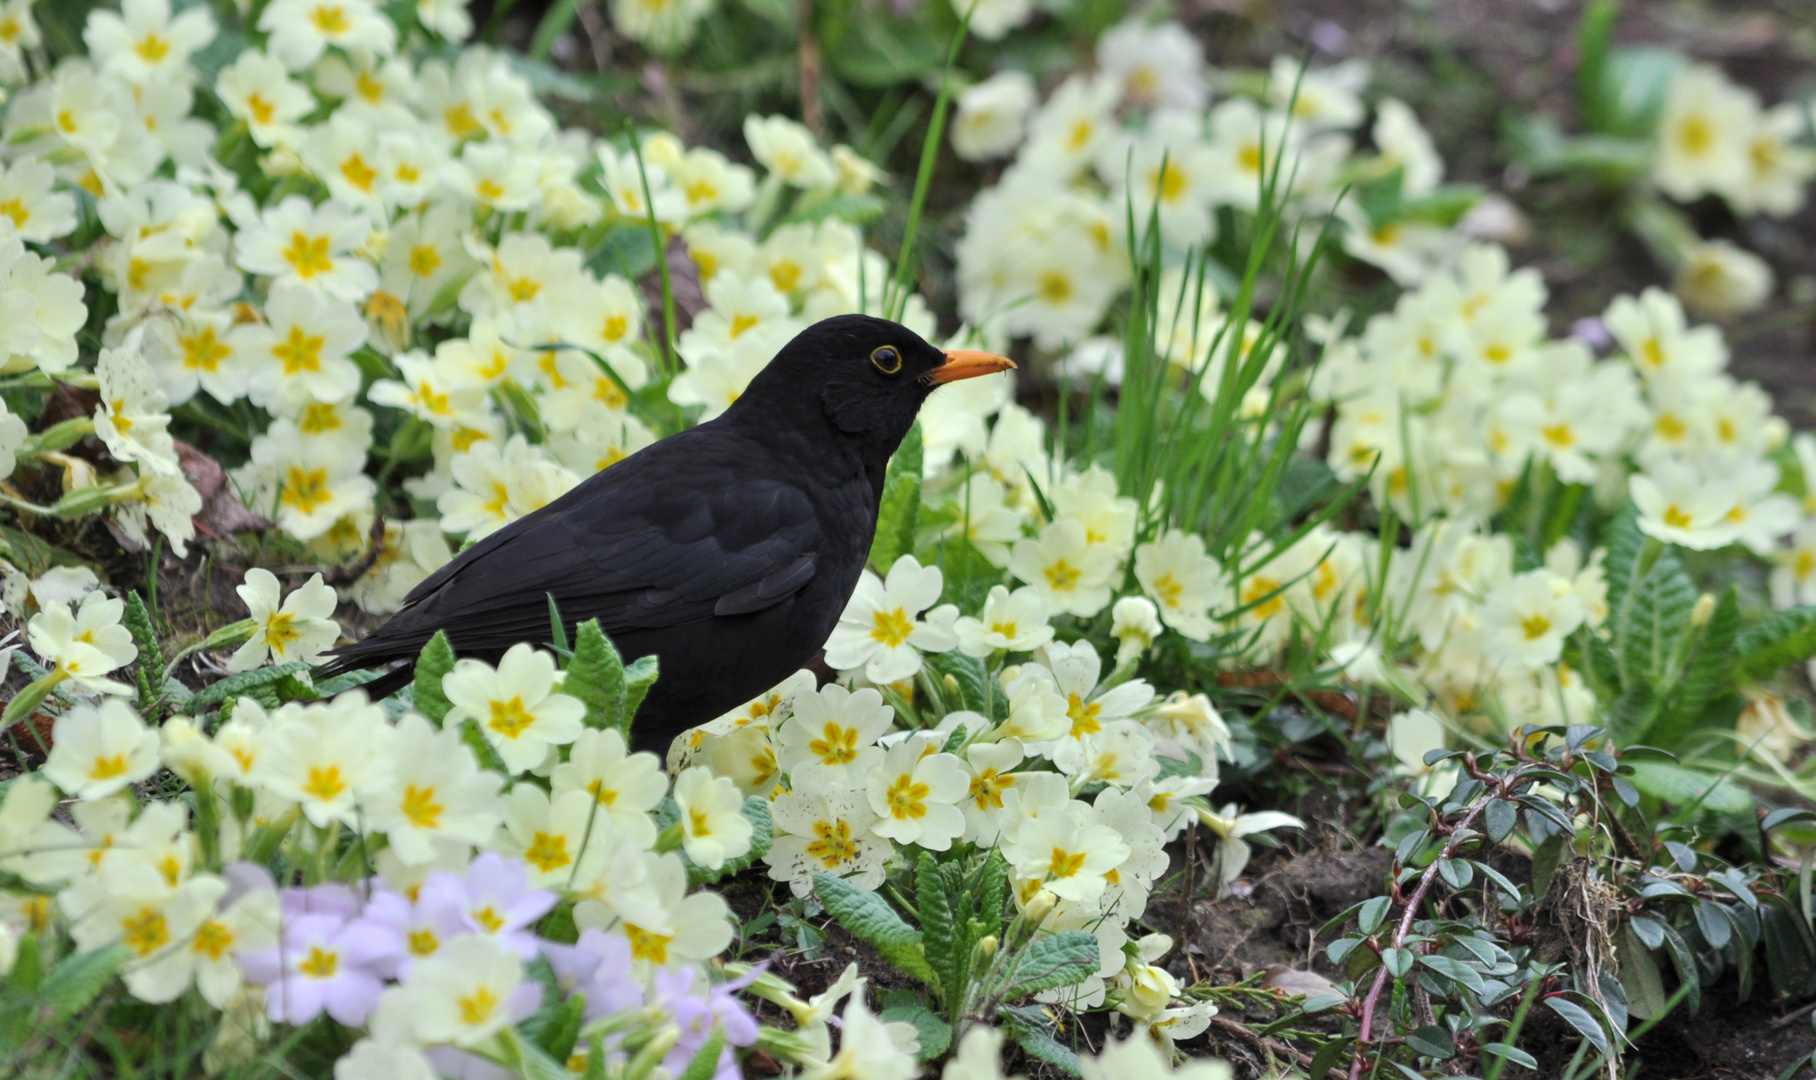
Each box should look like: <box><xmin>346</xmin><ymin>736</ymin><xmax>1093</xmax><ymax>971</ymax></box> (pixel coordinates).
<box><xmin>871</xmin><ymin>345</ymin><xmax>903</xmax><ymax>374</ymax></box>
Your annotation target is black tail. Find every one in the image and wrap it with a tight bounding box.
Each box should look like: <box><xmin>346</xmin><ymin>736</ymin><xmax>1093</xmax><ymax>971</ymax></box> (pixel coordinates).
<box><xmin>315</xmin><ymin>662</ymin><xmax>416</xmax><ymax>702</ymax></box>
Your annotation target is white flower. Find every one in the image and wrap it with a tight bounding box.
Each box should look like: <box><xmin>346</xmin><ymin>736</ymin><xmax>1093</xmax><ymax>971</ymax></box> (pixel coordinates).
<box><xmin>802</xmin><ymin>992</ymin><xmax>920</xmax><ymax>1080</ymax></box>
<box><xmin>779</xmin><ymin>683</ymin><xmax>894</xmax><ymax>790</ymax></box>
<box><xmin>393</xmin><ymin>935</ymin><xmax>532</xmax><ymax>1047</ymax></box>
<box><xmin>1653</xmin><ymin>64</ymin><xmax>1755</xmax><ymax>202</ymax></box>
<box><xmin>0</xmin><ymin>234</ymin><xmax>88</xmax><ymax>376</ymax></box>
<box><xmin>549</xmin><ymin>727</ymin><xmax>667</xmax><ymax>841</ymax></box>
<box><xmin>1197</xmin><ymin>804</ymin><xmax>1304</xmax><ymax>895</ymax></box>
<box><xmin>672</xmin><ymin>766</ymin><xmax>753</xmax><ymax>871</ymax></box>
<box><xmin>27</xmin><ymin>591</ymin><xmax>137</xmax><ymax>695</ymax></box>
<box><xmin>42</xmin><ymin>700</ymin><xmax>161</xmax><ymax>800</ymax></box>
<box><xmin>228</xmin><ymin>569</ymin><xmax>341</xmax><ymax>672</ymax></box>
<box><xmin>252</xmin><ymin>694</ymin><xmax>392</xmax><ymax>828</ymax></box>
<box><xmin>952</xmin><ymin>71</ymin><xmax>1037</xmax><ymax>161</ymax></box>
<box><xmin>214</xmin><ymin>50</ymin><xmax>313</xmax><ymax>147</ymax></box>
<box><xmin>1631</xmin><ymin>457</ymin><xmax>1738</xmax><ymax>550</ymax></box>
<box><xmin>823</xmin><ymin>555</ymin><xmax>959</xmax><ymax>683</ymax></box>
<box><xmin>1004</xmin><ymin>802</ymin><xmax>1129</xmax><ymax>906</ymax></box>
<box><xmin>0</xmin><ymin>159</ymin><xmax>77</xmax><ymax>242</ymax></box>
<box><xmin>258</xmin><ymin>0</ymin><xmax>396</xmax><ymax>70</ymax></box>
<box><xmin>609</xmin><ymin>0</ymin><xmax>712</xmax><ymax>52</ymax></box>
<box><xmin>84</xmin><ymin>0</ymin><xmax>215</xmax><ymax>84</ymax></box>
<box><xmin>442</xmin><ymin>643</ymin><xmax>586</xmax><ymax>773</ymax></box>
<box><xmin>1096</xmin><ymin>19</ymin><xmax>1207</xmax><ymax>110</ymax></box>
<box><xmin>767</xmin><ymin>790</ymin><xmax>891</xmax><ymax>897</ymax></box>
<box><xmin>1082</xmin><ymin>1034</ymin><xmax>1231</xmax><ymax>1080</ymax></box>
<box><xmin>1133</xmin><ymin>531</ymin><xmax>1223</xmax><ymax>641</ymax></box>
<box><xmin>865</xmin><ymin>739</ymin><xmax>969</xmax><ymax>851</ymax></box>
<box><xmin>1480</xmin><ymin>569</ymin><xmax>1585</xmax><ymax>670</ymax></box>
<box><xmin>744</xmin><ymin>115</ymin><xmax>836</xmax><ymax>188</ymax></box>
<box><xmin>359</xmin><ymin>713</ymin><xmax>506</xmax><ymax>865</ymax></box>
<box><xmin>1009</xmin><ymin>519</ymin><xmax>1120</xmax><ymax>617</ymax></box>
<box><xmin>124</xmin><ymin>877</ymin><xmax>278</xmax><ymax>1007</ymax></box>
<box><xmin>1674</xmin><ymin>239</ymin><xmax>1773</xmax><ymax>319</ymax></box>
<box><xmin>93</xmin><ymin>329</ymin><xmax>180</xmax><ymax>476</ymax></box>
<box><xmin>954</xmin><ymin>584</ymin><xmax>1055</xmax><ymax>657</ymax></box>
<box><xmin>1111</xmin><ymin>596</ymin><xmax>1162</xmax><ymax>665</ymax></box>
<box><xmin>235</xmin><ymin>196</ymin><xmax>378</xmax><ymax>302</ymax></box>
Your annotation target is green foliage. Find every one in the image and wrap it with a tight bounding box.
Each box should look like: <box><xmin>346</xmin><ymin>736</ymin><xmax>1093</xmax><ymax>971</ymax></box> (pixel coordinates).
<box><xmin>124</xmin><ymin>591</ymin><xmax>164</xmax><ymax>714</ymax></box>
<box><xmin>412</xmin><ymin>630</ymin><xmax>458</xmax><ymax>724</ymax></box>
<box><xmin>564</xmin><ymin>619</ymin><xmax>630</xmax><ymax>734</ymax></box>
<box><xmin>813</xmin><ymin>872</ymin><xmax>937</xmax><ymax>986</ymax></box>
<box><xmin>185</xmin><ymin>661</ymin><xmax>310</xmax><ymax>714</ymax></box>
<box><xmin>869</xmin><ymin>423</ymin><xmax>922</xmax><ymax>571</ymax></box>
<box><xmin>1732</xmin><ymin>606</ymin><xmax>1816</xmax><ymax>684</ymax></box>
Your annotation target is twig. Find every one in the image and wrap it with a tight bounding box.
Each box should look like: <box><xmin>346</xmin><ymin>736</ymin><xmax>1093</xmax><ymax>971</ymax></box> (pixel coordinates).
<box><xmin>1210</xmin><ymin>1014</ymin><xmax>1345</xmax><ymax>1080</ymax></box>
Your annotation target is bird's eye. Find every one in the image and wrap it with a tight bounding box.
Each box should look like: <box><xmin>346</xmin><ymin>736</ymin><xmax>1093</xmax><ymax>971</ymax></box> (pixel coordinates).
<box><xmin>870</xmin><ymin>345</ymin><xmax>902</xmax><ymax>375</ymax></box>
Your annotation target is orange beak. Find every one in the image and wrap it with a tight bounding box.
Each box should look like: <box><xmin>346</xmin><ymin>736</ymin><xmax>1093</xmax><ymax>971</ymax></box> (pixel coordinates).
<box><xmin>925</xmin><ymin>349</ymin><xmax>1016</xmax><ymax>386</ymax></box>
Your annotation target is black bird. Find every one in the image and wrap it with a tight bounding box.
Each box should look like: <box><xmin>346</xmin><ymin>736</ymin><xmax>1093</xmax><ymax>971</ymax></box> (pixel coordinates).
<box><xmin>320</xmin><ymin>314</ymin><xmax>1014</xmax><ymax>753</ymax></box>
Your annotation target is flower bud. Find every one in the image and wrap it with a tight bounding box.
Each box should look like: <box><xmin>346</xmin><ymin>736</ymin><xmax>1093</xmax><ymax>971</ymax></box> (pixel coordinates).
<box><xmin>1024</xmin><ymin>889</ymin><xmax>1058</xmax><ymax>925</ymax></box>
<box><xmin>977</xmin><ymin>935</ymin><xmax>998</xmax><ymax>959</ymax></box>
<box><xmin>1690</xmin><ymin>592</ymin><xmax>1715</xmax><ymax>627</ymax></box>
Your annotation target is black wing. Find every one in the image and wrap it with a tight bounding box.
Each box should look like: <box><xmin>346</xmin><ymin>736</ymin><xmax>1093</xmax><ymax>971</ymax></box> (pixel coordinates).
<box><xmin>326</xmin><ymin>428</ymin><xmax>824</xmax><ymax>667</ymax></box>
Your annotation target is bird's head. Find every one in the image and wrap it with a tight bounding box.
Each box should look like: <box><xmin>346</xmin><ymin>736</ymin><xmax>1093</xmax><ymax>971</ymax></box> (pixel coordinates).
<box><xmin>733</xmin><ymin>314</ymin><xmax>1015</xmax><ymax>458</ymax></box>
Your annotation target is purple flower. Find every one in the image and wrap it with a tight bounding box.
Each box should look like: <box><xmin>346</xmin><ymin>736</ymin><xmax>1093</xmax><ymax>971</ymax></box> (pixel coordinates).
<box><xmin>363</xmin><ymin>887</ymin><xmax>470</xmax><ymax>980</ymax></box>
<box><xmin>652</xmin><ymin>966</ymin><xmax>759</xmax><ymax>1079</ymax></box>
<box><xmin>543</xmin><ymin>930</ymin><xmax>645</xmax><ymax>1022</ymax></box>
<box><xmin>417</xmin><ymin>852</ymin><xmax>555</xmax><ymax>959</ymax></box>
<box><xmin>239</xmin><ymin>911</ymin><xmax>403</xmax><ymax>1026</ymax></box>
<box><xmin>279</xmin><ymin>882</ymin><xmax>363</xmax><ymax>921</ymax></box>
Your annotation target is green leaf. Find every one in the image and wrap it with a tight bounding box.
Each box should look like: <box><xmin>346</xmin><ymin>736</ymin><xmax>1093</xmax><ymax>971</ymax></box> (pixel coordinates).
<box><xmin>1002</xmin><ymin>1007</ymin><xmax>1082</xmax><ymax>1076</ymax></box>
<box><xmin>564</xmin><ymin>620</ymin><xmax>628</xmax><ymax>733</ymax></box>
<box><xmin>412</xmin><ymin>631</ymin><xmax>458</xmax><ymax>724</ymax></box>
<box><xmin>916</xmin><ymin>852</ymin><xmax>959</xmax><ymax>990</ymax></box>
<box><xmin>780</xmin><ymin>194</ymin><xmax>888</xmax><ymax>229</ymax></box>
<box><xmin>1575</xmin><ymin>0</ymin><xmax>1617</xmax><ymax>133</ymax></box>
<box><xmin>1001</xmin><ymin>930</ymin><xmax>1098</xmax><ymax>998</ymax></box>
<box><xmin>1358</xmin><ymin>895</ymin><xmax>1391</xmax><ymax>935</ymax></box>
<box><xmin>869</xmin><ymin>467</ymin><xmax>921</xmax><ymax>572</ymax></box>
<box><xmin>124</xmin><ymin>591</ymin><xmax>163</xmax><ymax>714</ymax></box>
<box><xmin>1655</xmin><ymin>586</ymin><xmax>1740</xmax><ymax>744</ymax></box>
<box><xmin>547</xmin><ymin>594</ymin><xmax>569</xmax><ymax>653</ymax></box>
<box><xmin>1603</xmin><ymin>502</ymin><xmax>1647</xmax><ymax>617</ymax></box>
<box><xmin>1618</xmin><ymin>926</ymin><xmax>1668</xmax><ymax>1021</ymax></box>
<box><xmin>1484</xmin><ymin>798</ymin><xmax>1517</xmax><ymax>844</ymax></box>
<box><xmin>977</xmin><ymin>851</ymin><xmax>1008</xmax><ymax>939</ymax></box>
<box><xmin>686</xmin><ymin>798</ymin><xmax>773</xmax><ymax>888</ymax></box>
<box><xmin>1734</xmin><ymin>606</ymin><xmax>1816</xmax><ymax>684</ymax></box>
<box><xmin>41</xmin><ymin>946</ymin><xmax>130</xmax><ymax>1021</ymax></box>
<box><xmin>185</xmin><ymin>662</ymin><xmax>310</xmax><ymax>714</ymax></box>
<box><xmin>458</xmin><ymin>717</ymin><xmax>513</xmax><ymax>777</ymax></box>
<box><xmin>929</xmin><ymin>651</ymin><xmax>992</xmax><ymax>717</ymax></box>
<box><xmin>813</xmin><ymin>874</ymin><xmax>935</xmax><ymax>984</ymax></box>
<box><xmin>623</xmin><ymin>656</ymin><xmax>659</xmax><ymax>731</ymax></box>
<box><xmin>1545</xmin><ymin>996</ymin><xmax>1610</xmax><ymax>1054</ymax></box>
<box><xmin>1624</xmin><ymin>549</ymin><xmax>1697</xmax><ymax>689</ymax></box>
<box><xmin>1406</xmin><ymin>1025</ymin><xmax>1454</xmax><ymax>1060</ymax></box>
<box><xmin>879</xmin><ymin>1000</ymin><xmax>951</xmax><ymax>1061</ymax></box>
<box><xmin>1417</xmin><ymin>954</ymin><xmax>1485</xmax><ymax>994</ymax></box>
<box><xmin>1625</xmin><ymin>760</ymin><xmax>1752</xmax><ymax>818</ymax></box>
<box><xmin>675</xmin><ymin>1029</ymin><xmax>725</xmax><ymax>1080</ymax></box>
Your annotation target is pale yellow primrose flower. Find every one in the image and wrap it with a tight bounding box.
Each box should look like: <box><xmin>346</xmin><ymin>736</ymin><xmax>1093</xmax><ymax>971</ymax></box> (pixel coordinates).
<box><xmin>27</xmin><ymin>590</ymin><xmax>136</xmax><ymax>695</ymax></box>
<box><xmin>42</xmin><ymin>699</ymin><xmax>161</xmax><ymax>800</ymax></box>
<box><xmin>441</xmin><ymin>642</ymin><xmax>585</xmax><ymax>774</ymax></box>
<box><xmin>227</xmin><ymin>569</ymin><xmax>341</xmax><ymax>673</ymax></box>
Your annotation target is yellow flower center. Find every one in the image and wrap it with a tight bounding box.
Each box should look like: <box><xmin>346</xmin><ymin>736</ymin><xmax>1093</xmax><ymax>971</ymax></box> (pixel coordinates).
<box><xmin>688</xmin><ymin>807</ymin><xmax>712</xmax><ymax>837</ymax></box>
<box><xmin>310</xmin><ymin>3</ymin><xmax>350</xmax><ymax>33</ymax></box>
<box><xmin>298</xmin><ymin>945</ymin><xmax>339</xmax><ymax>978</ymax></box>
<box><xmin>884</xmin><ymin>774</ymin><xmax>930</xmax><ymax>820</ymax></box>
<box><xmin>0</xmin><ymin>197</ymin><xmax>27</xmax><ymax>228</ymax></box>
<box><xmin>408</xmin><ymin>928</ymin><xmax>439</xmax><ymax>955</ymax></box>
<box><xmin>272</xmin><ymin>324</ymin><xmax>326</xmax><ymax>375</ymax></box>
<box><xmin>870</xmin><ymin>607</ymin><xmax>914</xmax><ymax>648</ymax></box>
<box><xmin>1520</xmin><ymin>614</ymin><xmax>1551</xmax><ymax>641</ymax></box>
<box><xmin>1043</xmin><ymin>559</ymin><xmax>1082</xmax><ymax>592</ymax></box>
<box><xmin>1066</xmin><ymin>692</ymin><xmax>1102</xmax><ymax>739</ymax></box>
<box><xmin>245</xmin><ymin>91</ymin><xmax>275</xmax><ymax>125</ymax></box>
<box><xmin>121</xmin><ymin>908</ymin><xmax>169</xmax><ymax>957</ymax></box>
<box><xmin>281</xmin><ymin>465</ymin><xmax>330</xmax><ymax>514</ymax></box>
<box><xmin>340</xmin><ymin>152</ymin><xmax>378</xmax><ymax>193</ymax></box>
<box><xmin>182</xmin><ymin>325</ymin><xmax>231</xmax><ymax>373</ymax></box>
<box><xmin>487</xmin><ymin>696</ymin><xmax>536</xmax><ymax>739</ymax></box>
<box><xmin>623</xmin><ymin>923</ymin><xmax>672</xmax><ymax>964</ymax></box>
<box><xmin>1037</xmin><ymin>271</ymin><xmax>1072</xmax><ymax>305</ymax></box>
<box><xmin>523</xmin><ymin>831</ymin><xmax>570</xmax><ymax>873</ymax></box>
<box><xmin>400</xmin><ymin>784</ymin><xmax>443</xmax><ymax>829</ymax></box>
<box><xmin>302</xmin><ymin>763</ymin><xmax>347</xmax><ymax>803</ymax></box>
<box><xmin>968</xmin><ymin>768</ymin><xmax>1013</xmax><ymax>810</ymax></box>
<box><xmin>282</xmin><ymin>231</ymin><xmax>333</xmax><ymax>279</ymax></box>
<box><xmin>457</xmin><ymin>985</ymin><xmax>498</xmax><ymax>1026</ymax></box>
<box><xmin>1150</xmin><ymin>572</ymin><xmax>1184</xmax><ymax>610</ymax></box>
<box><xmin>192</xmin><ymin>919</ymin><xmax>233</xmax><ymax>961</ymax></box>
<box><xmin>808</xmin><ymin>723</ymin><xmax>859</xmax><ymax>767</ymax></box>
<box><xmin>1048</xmin><ymin>847</ymin><xmax>1087</xmax><ymax>879</ymax></box>
<box><xmin>806</xmin><ymin>819</ymin><xmax>859</xmax><ymax>868</ymax></box>
<box><xmin>89</xmin><ymin>754</ymin><xmax>129</xmax><ymax>781</ymax></box>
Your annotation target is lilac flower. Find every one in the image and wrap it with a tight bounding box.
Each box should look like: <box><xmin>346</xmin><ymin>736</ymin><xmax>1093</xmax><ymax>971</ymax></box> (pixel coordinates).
<box><xmin>279</xmin><ymin>882</ymin><xmax>364</xmax><ymax>921</ymax></box>
<box><xmin>239</xmin><ymin>911</ymin><xmax>403</xmax><ymax>1026</ymax></box>
<box><xmin>652</xmin><ymin>966</ymin><xmax>760</xmax><ymax>1079</ymax></box>
<box><xmin>362</xmin><ymin>887</ymin><xmax>469</xmax><ymax>979</ymax></box>
<box><xmin>416</xmin><ymin>852</ymin><xmax>555</xmax><ymax>959</ymax></box>
<box><xmin>542</xmin><ymin>930</ymin><xmax>644</xmax><ymax>1019</ymax></box>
